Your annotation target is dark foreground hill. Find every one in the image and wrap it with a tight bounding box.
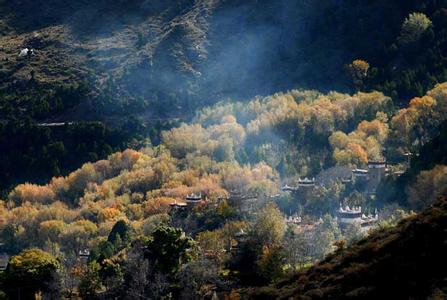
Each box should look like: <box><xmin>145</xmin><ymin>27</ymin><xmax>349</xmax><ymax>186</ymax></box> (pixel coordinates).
<box><xmin>249</xmin><ymin>197</ymin><xmax>447</xmax><ymax>299</ymax></box>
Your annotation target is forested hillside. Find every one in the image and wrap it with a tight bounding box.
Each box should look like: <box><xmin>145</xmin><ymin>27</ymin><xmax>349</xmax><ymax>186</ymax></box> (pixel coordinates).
<box><xmin>1</xmin><ymin>0</ymin><xmax>447</xmax><ymax>298</ymax></box>
<box><xmin>0</xmin><ymin>81</ymin><xmax>446</xmax><ymax>297</ymax></box>
<box><xmin>1</xmin><ymin>0</ymin><xmax>447</xmax><ymax>194</ymax></box>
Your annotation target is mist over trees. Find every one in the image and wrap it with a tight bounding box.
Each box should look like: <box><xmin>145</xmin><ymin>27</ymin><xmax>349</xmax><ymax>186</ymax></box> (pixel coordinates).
<box><xmin>1</xmin><ymin>0</ymin><xmax>447</xmax><ymax>197</ymax></box>
<box><xmin>0</xmin><ymin>0</ymin><xmax>447</xmax><ymax>298</ymax></box>
<box><xmin>0</xmin><ymin>80</ymin><xmax>445</xmax><ymax>296</ymax></box>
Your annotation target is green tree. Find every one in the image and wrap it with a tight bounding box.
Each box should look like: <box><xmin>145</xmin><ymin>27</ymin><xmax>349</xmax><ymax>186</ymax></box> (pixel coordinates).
<box><xmin>78</xmin><ymin>262</ymin><xmax>103</xmax><ymax>299</ymax></box>
<box><xmin>247</xmin><ymin>203</ymin><xmax>287</xmax><ymax>283</ymax></box>
<box><xmin>108</xmin><ymin>220</ymin><xmax>131</xmax><ymax>247</ymax></box>
<box><xmin>3</xmin><ymin>248</ymin><xmax>61</xmax><ymax>300</ymax></box>
<box><xmin>146</xmin><ymin>226</ymin><xmax>195</xmax><ymax>275</ymax></box>
<box><xmin>398</xmin><ymin>12</ymin><xmax>432</xmax><ymax>44</ymax></box>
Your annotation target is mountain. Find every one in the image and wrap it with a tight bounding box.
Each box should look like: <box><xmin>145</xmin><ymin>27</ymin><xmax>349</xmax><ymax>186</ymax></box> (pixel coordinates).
<box><xmin>3</xmin><ymin>0</ymin><xmax>446</xmax><ymax>116</ymax></box>
<box><xmin>249</xmin><ymin>196</ymin><xmax>447</xmax><ymax>299</ymax></box>
<box><xmin>1</xmin><ymin>0</ymin><xmax>447</xmax><ymax>194</ymax></box>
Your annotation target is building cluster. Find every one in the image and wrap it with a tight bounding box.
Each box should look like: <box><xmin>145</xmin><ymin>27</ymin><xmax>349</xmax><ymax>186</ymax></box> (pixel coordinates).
<box><xmin>281</xmin><ymin>177</ymin><xmax>316</xmax><ymax>192</ymax></box>
<box><xmin>285</xmin><ymin>215</ymin><xmax>302</xmax><ymax>225</ymax></box>
<box><xmin>283</xmin><ymin>204</ymin><xmax>379</xmax><ymax>234</ymax></box>
<box><xmin>336</xmin><ymin>205</ymin><xmax>379</xmax><ymax>231</ymax></box>
<box><xmin>281</xmin><ymin>160</ymin><xmax>389</xmax><ymax>196</ymax></box>
<box><xmin>352</xmin><ymin>160</ymin><xmax>387</xmax><ymax>194</ymax></box>
<box><xmin>169</xmin><ymin>193</ymin><xmax>204</xmax><ymax>210</ymax></box>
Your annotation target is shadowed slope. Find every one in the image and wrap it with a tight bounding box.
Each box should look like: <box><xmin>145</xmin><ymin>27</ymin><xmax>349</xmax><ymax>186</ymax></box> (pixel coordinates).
<box><xmin>249</xmin><ymin>197</ymin><xmax>447</xmax><ymax>299</ymax></box>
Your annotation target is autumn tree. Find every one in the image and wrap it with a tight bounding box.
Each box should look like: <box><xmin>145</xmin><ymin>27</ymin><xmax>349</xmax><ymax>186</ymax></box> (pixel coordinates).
<box><xmin>60</xmin><ymin>220</ymin><xmax>98</xmax><ymax>255</ymax></box>
<box><xmin>284</xmin><ymin>230</ymin><xmax>315</xmax><ymax>271</ymax></box>
<box><xmin>8</xmin><ymin>183</ymin><xmax>55</xmax><ymax>205</ymax></box>
<box><xmin>250</xmin><ymin>203</ymin><xmax>286</xmax><ymax>249</ymax></box>
<box><xmin>343</xmin><ymin>222</ymin><xmax>365</xmax><ymax>244</ymax></box>
<box><xmin>39</xmin><ymin>220</ymin><xmax>67</xmax><ymax>245</ymax></box>
<box><xmin>330</xmin><ymin>119</ymin><xmax>388</xmax><ymax>166</ymax></box>
<box><xmin>197</xmin><ymin>230</ymin><xmax>227</xmax><ymax>264</ymax></box>
<box><xmin>312</xmin><ymin>215</ymin><xmax>342</xmax><ymax>259</ymax></box>
<box><xmin>347</xmin><ymin>59</ymin><xmax>370</xmax><ymax>90</ymax></box>
<box><xmin>256</xmin><ymin>244</ymin><xmax>284</xmax><ymax>282</ymax></box>
<box><xmin>119</xmin><ymin>239</ymin><xmax>170</xmax><ymax>299</ymax></box>
<box><xmin>246</xmin><ymin>203</ymin><xmax>286</xmax><ymax>283</ymax></box>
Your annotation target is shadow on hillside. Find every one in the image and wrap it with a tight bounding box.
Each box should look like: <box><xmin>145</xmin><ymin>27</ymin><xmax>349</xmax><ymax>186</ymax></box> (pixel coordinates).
<box><xmin>1</xmin><ymin>0</ymin><xmax>188</xmax><ymax>35</ymax></box>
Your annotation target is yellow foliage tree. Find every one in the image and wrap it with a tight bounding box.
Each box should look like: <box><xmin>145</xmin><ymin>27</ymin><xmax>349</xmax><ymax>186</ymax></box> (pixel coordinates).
<box><xmin>9</xmin><ymin>183</ymin><xmax>55</xmax><ymax>205</ymax></box>
<box><xmin>347</xmin><ymin>59</ymin><xmax>370</xmax><ymax>90</ymax></box>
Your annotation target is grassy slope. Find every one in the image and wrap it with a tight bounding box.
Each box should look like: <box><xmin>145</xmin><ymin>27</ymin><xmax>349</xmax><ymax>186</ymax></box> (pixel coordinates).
<box><xmin>248</xmin><ymin>198</ymin><xmax>447</xmax><ymax>299</ymax></box>
<box><xmin>0</xmin><ymin>0</ymin><xmax>217</xmax><ymax>119</ymax></box>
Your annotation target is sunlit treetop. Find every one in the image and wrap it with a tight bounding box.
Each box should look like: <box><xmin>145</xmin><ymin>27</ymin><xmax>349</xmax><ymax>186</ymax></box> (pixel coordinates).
<box><xmin>398</xmin><ymin>12</ymin><xmax>432</xmax><ymax>44</ymax></box>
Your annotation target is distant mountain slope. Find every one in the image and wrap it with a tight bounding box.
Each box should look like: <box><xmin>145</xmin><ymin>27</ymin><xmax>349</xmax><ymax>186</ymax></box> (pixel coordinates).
<box><xmin>2</xmin><ymin>0</ymin><xmax>446</xmax><ymax>120</ymax></box>
<box><xmin>249</xmin><ymin>197</ymin><xmax>447</xmax><ymax>299</ymax></box>
<box><xmin>0</xmin><ymin>0</ymin><xmax>221</xmax><ymax>118</ymax></box>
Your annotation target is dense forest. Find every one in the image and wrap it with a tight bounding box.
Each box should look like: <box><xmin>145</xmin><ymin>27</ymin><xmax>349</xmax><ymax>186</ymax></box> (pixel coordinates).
<box><xmin>0</xmin><ymin>82</ymin><xmax>446</xmax><ymax>298</ymax></box>
<box><xmin>0</xmin><ymin>0</ymin><xmax>447</xmax><ymax>299</ymax></box>
<box><xmin>1</xmin><ymin>0</ymin><xmax>447</xmax><ymax>194</ymax></box>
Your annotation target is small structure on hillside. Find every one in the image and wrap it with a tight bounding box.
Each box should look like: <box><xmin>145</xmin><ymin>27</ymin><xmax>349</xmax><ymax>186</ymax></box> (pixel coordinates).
<box><xmin>367</xmin><ymin>160</ymin><xmax>386</xmax><ymax>189</ymax></box>
<box><xmin>337</xmin><ymin>205</ymin><xmax>378</xmax><ymax>230</ymax></box>
<box><xmin>230</xmin><ymin>229</ymin><xmax>248</xmax><ymax>253</ymax></box>
<box><xmin>19</xmin><ymin>48</ymin><xmax>34</xmax><ymax>58</ymax></box>
<box><xmin>351</xmin><ymin>160</ymin><xmax>387</xmax><ymax>194</ymax></box>
<box><xmin>393</xmin><ymin>170</ymin><xmax>405</xmax><ymax>176</ymax></box>
<box><xmin>78</xmin><ymin>249</ymin><xmax>90</xmax><ymax>265</ymax></box>
<box><xmin>352</xmin><ymin>168</ymin><xmax>369</xmax><ymax>179</ymax></box>
<box><xmin>281</xmin><ymin>184</ymin><xmax>299</xmax><ymax>192</ymax></box>
<box><xmin>403</xmin><ymin>152</ymin><xmax>413</xmax><ymax>167</ymax></box>
<box><xmin>337</xmin><ymin>205</ymin><xmax>363</xmax><ymax>224</ymax></box>
<box><xmin>170</xmin><ymin>200</ymin><xmax>188</xmax><ymax>210</ymax></box>
<box><xmin>292</xmin><ymin>218</ymin><xmax>324</xmax><ymax>235</ymax></box>
<box><xmin>281</xmin><ymin>178</ymin><xmax>316</xmax><ymax>192</ymax></box>
<box><xmin>227</xmin><ymin>190</ymin><xmax>259</xmax><ymax>214</ymax></box>
<box><xmin>360</xmin><ymin>211</ymin><xmax>379</xmax><ymax>229</ymax></box>
<box><xmin>341</xmin><ymin>177</ymin><xmax>352</xmax><ymax>184</ymax></box>
<box><xmin>297</xmin><ymin>177</ymin><xmax>316</xmax><ymax>188</ymax></box>
<box><xmin>185</xmin><ymin>193</ymin><xmax>202</xmax><ymax>206</ymax></box>
<box><xmin>37</xmin><ymin>122</ymin><xmax>74</xmax><ymax>127</ymax></box>
<box><xmin>285</xmin><ymin>215</ymin><xmax>302</xmax><ymax>225</ymax></box>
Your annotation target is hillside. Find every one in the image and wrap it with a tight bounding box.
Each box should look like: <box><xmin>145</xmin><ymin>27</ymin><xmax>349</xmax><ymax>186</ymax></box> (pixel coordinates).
<box><xmin>249</xmin><ymin>196</ymin><xmax>447</xmax><ymax>299</ymax></box>
<box><xmin>0</xmin><ymin>80</ymin><xmax>445</xmax><ymax>297</ymax></box>
<box><xmin>1</xmin><ymin>0</ymin><xmax>447</xmax><ymax>194</ymax></box>
<box><xmin>1</xmin><ymin>1</ymin><xmax>447</xmax><ymax>298</ymax></box>
<box><xmin>3</xmin><ymin>0</ymin><xmax>447</xmax><ymax>115</ymax></box>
